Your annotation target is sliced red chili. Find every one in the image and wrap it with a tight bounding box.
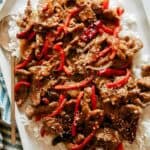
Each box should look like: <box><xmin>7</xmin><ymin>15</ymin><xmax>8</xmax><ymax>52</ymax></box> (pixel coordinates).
<box><xmin>72</xmin><ymin>92</ymin><xmax>84</xmax><ymax>136</ymax></box>
<box><xmin>53</xmin><ymin>43</ymin><xmax>65</xmax><ymax>71</ymax></box>
<box><xmin>71</xmin><ymin>130</ymin><xmax>96</xmax><ymax>150</ymax></box>
<box><xmin>98</xmin><ymin>68</ymin><xmax>126</xmax><ymax>77</ymax></box>
<box><xmin>54</xmin><ymin>75</ymin><xmax>94</xmax><ymax>90</ymax></box>
<box><xmin>102</xmin><ymin>0</ymin><xmax>109</xmax><ymax>9</ymax></box>
<box><xmin>91</xmin><ymin>85</ymin><xmax>97</xmax><ymax>110</ymax></box>
<box><xmin>116</xmin><ymin>143</ymin><xmax>124</xmax><ymax>150</ymax></box>
<box><xmin>15</xmin><ymin>81</ymin><xmax>31</xmax><ymax>92</ymax></box>
<box><xmin>43</xmin><ymin>95</ymin><xmax>66</xmax><ymax>120</ymax></box>
<box><xmin>106</xmin><ymin>69</ymin><xmax>131</xmax><ymax>88</ymax></box>
<box><xmin>15</xmin><ymin>55</ymin><xmax>32</xmax><ymax>70</ymax></box>
<box><xmin>117</xmin><ymin>7</ymin><xmax>124</xmax><ymax>16</ymax></box>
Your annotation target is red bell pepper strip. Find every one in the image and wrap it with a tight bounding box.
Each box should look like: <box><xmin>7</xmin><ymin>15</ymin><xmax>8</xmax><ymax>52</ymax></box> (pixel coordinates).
<box><xmin>37</xmin><ymin>39</ymin><xmax>49</xmax><ymax>60</ymax></box>
<box><xmin>15</xmin><ymin>55</ymin><xmax>32</xmax><ymax>70</ymax></box>
<box><xmin>98</xmin><ymin>68</ymin><xmax>126</xmax><ymax>77</ymax></box>
<box><xmin>101</xmin><ymin>24</ymin><xmax>114</xmax><ymax>35</ymax></box>
<box><xmin>117</xmin><ymin>7</ymin><xmax>124</xmax><ymax>16</ymax></box>
<box><xmin>116</xmin><ymin>143</ymin><xmax>124</xmax><ymax>150</ymax></box>
<box><xmin>28</xmin><ymin>31</ymin><xmax>36</xmax><ymax>41</ymax></box>
<box><xmin>54</xmin><ymin>75</ymin><xmax>94</xmax><ymax>90</ymax></box>
<box><xmin>71</xmin><ymin>130</ymin><xmax>96</xmax><ymax>150</ymax></box>
<box><xmin>53</xmin><ymin>43</ymin><xmax>65</xmax><ymax>71</ymax></box>
<box><xmin>15</xmin><ymin>81</ymin><xmax>31</xmax><ymax>92</ymax></box>
<box><xmin>37</xmin><ymin>33</ymin><xmax>54</xmax><ymax>60</ymax></box>
<box><xmin>110</xmin><ymin>48</ymin><xmax>117</xmax><ymax>60</ymax></box>
<box><xmin>65</xmin><ymin>7</ymin><xmax>81</xmax><ymax>27</ymax></box>
<box><xmin>63</xmin><ymin>66</ymin><xmax>72</xmax><ymax>76</ymax></box>
<box><xmin>40</xmin><ymin>126</ymin><xmax>46</xmax><ymax>137</ymax></box>
<box><xmin>72</xmin><ymin>92</ymin><xmax>84</xmax><ymax>136</ymax></box>
<box><xmin>16</xmin><ymin>25</ymin><xmax>33</xmax><ymax>39</ymax></box>
<box><xmin>106</xmin><ymin>69</ymin><xmax>131</xmax><ymax>88</ymax></box>
<box><xmin>102</xmin><ymin>0</ymin><xmax>109</xmax><ymax>9</ymax></box>
<box><xmin>96</xmin><ymin>46</ymin><xmax>112</xmax><ymax>60</ymax></box>
<box><xmin>113</xmin><ymin>26</ymin><xmax>121</xmax><ymax>37</ymax></box>
<box><xmin>56</xmin><ymin>7</ymin><xmax>80</xmax><ymax>35</ymax></box>
<box><xmin>44</xmin><ymin>95</ymin><xmax>66</xmax><ymax>120</ymax></box>
<box><xmin>91</xmin><ymin>85</ymin><xmax>97</xmax><ymax>110</ymax></box>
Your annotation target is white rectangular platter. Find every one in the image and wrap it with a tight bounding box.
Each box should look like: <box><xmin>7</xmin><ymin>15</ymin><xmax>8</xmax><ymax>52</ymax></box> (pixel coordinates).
<box><xmin>0</xmin><ymin>0</ymin><xmax>150</xmax><ymax>150</ymax></box>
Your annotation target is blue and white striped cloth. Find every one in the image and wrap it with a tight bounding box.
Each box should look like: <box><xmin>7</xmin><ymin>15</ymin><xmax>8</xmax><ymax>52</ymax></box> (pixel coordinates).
<box><xmin>0</xmin><ymin>71</ymin><xmax>11</xmax><ymax>123</ymax></box>
<box><xmin>0</xmin><ymin>70</ymin><xmax>22</xmax><ymax>150</ymax></box>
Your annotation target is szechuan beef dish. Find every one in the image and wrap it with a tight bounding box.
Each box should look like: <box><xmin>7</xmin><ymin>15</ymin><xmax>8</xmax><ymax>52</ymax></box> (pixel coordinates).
<box><xmin>15</xmin><ymin>0</ymin><xmax>150</xmax><ymax>149</ymax></box>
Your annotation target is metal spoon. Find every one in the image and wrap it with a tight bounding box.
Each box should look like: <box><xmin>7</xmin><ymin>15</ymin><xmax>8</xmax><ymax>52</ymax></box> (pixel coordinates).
<box><xmin>0</xmin><ymin>15</ymin><xmax>16</xmax><ymax>144</ymax></box>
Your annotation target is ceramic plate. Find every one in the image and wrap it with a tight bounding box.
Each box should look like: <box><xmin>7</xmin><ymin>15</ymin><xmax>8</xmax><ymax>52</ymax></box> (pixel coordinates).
<box><xmin>0</xmin><ymin>0</ymin><xmax>150</xmax><ymax>150</ymax></box>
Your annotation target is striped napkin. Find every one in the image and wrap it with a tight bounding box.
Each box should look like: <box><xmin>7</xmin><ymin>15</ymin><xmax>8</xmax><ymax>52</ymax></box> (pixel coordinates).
<box><xmin>0</xmin><ymin>70</ymin><xmax>22</xmax><ymax>150</ymax></box>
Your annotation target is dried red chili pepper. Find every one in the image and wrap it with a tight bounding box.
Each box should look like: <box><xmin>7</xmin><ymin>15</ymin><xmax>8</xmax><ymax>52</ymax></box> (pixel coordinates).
<box><xmin>116</xmin><ymin>143</ymin><xmax>124</xmax><ymax>150</ymax></box>
<box><xmin>53</xmin><ymin>43</ymin><xmax>65</xmax><ymax>71</ymax></box>
<box><xmin>54</xmin><ymin>75</ymin><xmax>94</xmax><ymax>90</ymax></box>
<box><xmin>106</xmin><ymin>69</ymin><xmax>131</xmax><ymax>88</ymax></box>
<box><xmin>98</xmin><ymin>68</ymin><xmax>126</xmax><ymax>77</ymax></box>
<box><xmin>117</xmin><ymin>7</ymin><xmax>124</xmax><ymax>16</ymax></box>
<box><xmin>102</xmin><ymin>0</ymin><xmax>109</xmax><ymax>9</ymax></box>
<box><xmin>70</xmin><ymin>129</ymin><xmax>96</xmax><ymax>150</ymax></box>
<box><xmin>15</xmin><ymin>81</ymin><xmax>31</xmax><ymax>92</ymax></box>
<box><xmin>15</xmin><ymin>55</ymin><xmax>32</xmax><ymax>70</ymax></box>
<box><xmin>91</xmin><ymin>85</ymin><xmax>97</xmax><ymax>110</ymax></box>
<box><xmin>80</xmin><ymin>21</ymin><xmax>101</xmax><ymax>42</ymax></box>
<box><xmin>72</xmin><ymin>92</ymin><xmax>84</xmax><ymax>136</ymax></box>
<box><xmin>44</xmin><ymin>95</ymin><xmax>66</xmax><ymax>120</ymax></box>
